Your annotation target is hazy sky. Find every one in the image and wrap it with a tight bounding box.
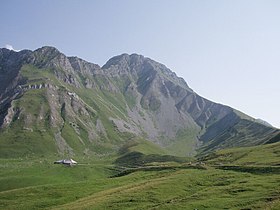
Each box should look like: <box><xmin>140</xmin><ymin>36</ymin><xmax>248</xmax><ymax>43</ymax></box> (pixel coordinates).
<box><xmin>1</xmin><ymin>0</ymin><xmax>279</xmax><ymax>128</ymax></box>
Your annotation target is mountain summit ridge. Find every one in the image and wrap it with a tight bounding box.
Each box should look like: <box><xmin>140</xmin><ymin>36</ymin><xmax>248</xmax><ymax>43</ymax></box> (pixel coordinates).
<box><xmin>0</xmin><ymin>46</ymin><xmax>279</xmax><ymax>158</ymax></box>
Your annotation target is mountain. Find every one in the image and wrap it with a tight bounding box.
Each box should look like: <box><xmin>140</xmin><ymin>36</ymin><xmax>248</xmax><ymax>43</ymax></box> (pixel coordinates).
<box><xmin>255</xmin><ymin>118</ymin><xmax>274</xmax><ymax>128</ymax></box>
<box><xmin>0</xmin><ymin>46</ymin><xmax>279</xmax><ymax>158</ymax></box>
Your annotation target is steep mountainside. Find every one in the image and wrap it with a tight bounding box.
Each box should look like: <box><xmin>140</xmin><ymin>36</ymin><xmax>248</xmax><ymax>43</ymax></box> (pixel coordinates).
<box><xmin>0</xmin><ymin>46</ymin><xmax>279</xmax><ymax>158</ymax></box>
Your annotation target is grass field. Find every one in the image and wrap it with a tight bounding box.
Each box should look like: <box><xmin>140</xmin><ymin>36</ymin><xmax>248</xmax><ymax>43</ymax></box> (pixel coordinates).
<box><xmin>0</xmin><ymin>142</ymin><xmax>280</xmax><ymax>209</ymax></box>
<box><xmin>200</xmin><ymin>141</ymin><xmax>280</xmax><ymax>166</ymax></box>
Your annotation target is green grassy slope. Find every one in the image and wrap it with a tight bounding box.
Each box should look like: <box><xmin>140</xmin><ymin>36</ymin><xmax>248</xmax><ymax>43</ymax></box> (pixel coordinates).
<box><xmin>0</xmin><ymin>64</ymin><xmax>138</xmax><ymax>158</ymax></box>
<box><xmin>0</xmin><ymin>89</ymin><xmax>56</xmax><ymax>158</ymax></box>
<box><xmin>199</xmin><ymin>118</ymin><xmax>280</xmax><ymax>155</ymax></box>
<box><xmin>52</xmin><ymin>168</ymin><xmax>280</xmax><ymax>210</ymax></box>
<box><xmin>118</xmin><ymin>138</ymin><xmax>169</xmax><ymax>155</ymax></box>
<box><xmin>114</xmin><ymin>138</ymin><xmax>193</xmax><ymax>167</ymax></box>
<box><xmin>1</xmin><ymin>142</ymin><xmax>279</xmax><ymax>210</ymax></box>
<box><xmin>201</xmin><ymin>141</ymin><xmax>280</xmax><ymax>166</ymax></box>
<box><xmin>1</xmin><ymin>159</ymin><xmax>279</xmax><ymax>210</ymax></box>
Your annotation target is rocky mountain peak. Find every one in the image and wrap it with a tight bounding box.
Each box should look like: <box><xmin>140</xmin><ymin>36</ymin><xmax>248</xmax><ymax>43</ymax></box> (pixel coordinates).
<box><xmin>0</xmin><ymin>46</ymin><xmax>279</xmax><ymax>158</ymax></box>
<box><xmin>102</xmin><ymin>53</ymin><xmax>190</xmax><ymax>90</ymax></box>
<box><xmin>32</xmin><ymin>46</ymin><xmax>67</xmax><ymax>67</ymax></box>
<box><xmin>102</xmin><ymin>53</ymin><xmax>144</xmax><ymax>69</ymax></box>
<box><xmin>34</xmin><ymin>46</ymin><xmax>61</xmax><ymax>56</ymax></box>
<box><xmin>68</xmin><ymin>56</ymin><xmax>101</xmax><ymax>76</ymax></box>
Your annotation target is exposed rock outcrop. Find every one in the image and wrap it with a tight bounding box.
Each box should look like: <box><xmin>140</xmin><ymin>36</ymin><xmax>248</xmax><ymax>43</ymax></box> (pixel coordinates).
<box><xmin>0</xmin><ymin>46</ymin><xmax>279</xmax><ymax>158</ymax></box>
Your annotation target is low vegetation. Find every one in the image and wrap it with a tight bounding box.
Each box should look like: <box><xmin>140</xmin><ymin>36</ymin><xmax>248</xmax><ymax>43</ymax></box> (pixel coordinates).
<box><xmin>1</xmin><ymin>142</ymin><xmax>279</xmax><ymax>209</ymax></box>
<box><xmin>1</xmin><ymin>47</ymin><xmax>280</xmax><ymax>209</ymax></box>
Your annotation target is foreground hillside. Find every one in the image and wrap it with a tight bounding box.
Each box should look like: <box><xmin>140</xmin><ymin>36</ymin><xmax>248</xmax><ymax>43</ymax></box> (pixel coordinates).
<box><xmin>0</xmin><ymin>46</ymin><xmax>279</xmax><ymax>158</ymax></box>
<box><xmin>1</xmin><ymin>142</ymin><xmax>279</xmax><ymax>209</ymax></box>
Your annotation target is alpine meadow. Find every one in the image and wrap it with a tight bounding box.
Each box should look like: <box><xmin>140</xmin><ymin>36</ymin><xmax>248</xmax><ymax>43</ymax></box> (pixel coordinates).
<box><xmin>0</xmin><ymin>46</ymin><xmax>279</xmax><ymax>209</ymax></box>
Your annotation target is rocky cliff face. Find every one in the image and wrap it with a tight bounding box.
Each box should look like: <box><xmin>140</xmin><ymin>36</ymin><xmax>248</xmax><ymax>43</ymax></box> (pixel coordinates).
<box><xmin>0</xmin><ymin>46</ymin><xmax>279</xmax><ymax>158</ymax></box>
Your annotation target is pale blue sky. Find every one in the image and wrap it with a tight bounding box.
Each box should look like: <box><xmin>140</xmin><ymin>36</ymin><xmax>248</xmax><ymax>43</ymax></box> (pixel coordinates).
<box><xmin>1</xmin><ymin>0</ymin><xmax>279</xmax><ymax>127</ymax></box>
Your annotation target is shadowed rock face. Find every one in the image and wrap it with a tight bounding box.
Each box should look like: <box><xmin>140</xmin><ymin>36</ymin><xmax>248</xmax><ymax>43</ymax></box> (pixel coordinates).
<box><xmin>0</xmin><ymin>49</ymin><xmax>32</xmax><ymax>97</ymax></box>
<box><xmin>0</xmin><ymin>46</ymin><xmax>279</xmax><ymax>157</ymax></box>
